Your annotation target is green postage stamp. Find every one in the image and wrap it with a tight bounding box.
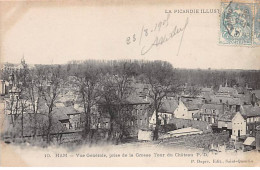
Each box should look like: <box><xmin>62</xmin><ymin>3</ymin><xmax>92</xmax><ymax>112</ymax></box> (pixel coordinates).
<box><xmin>219</xmin><ymin>0</ymin><xmax>260</xmax><ymax>46</ymax></box>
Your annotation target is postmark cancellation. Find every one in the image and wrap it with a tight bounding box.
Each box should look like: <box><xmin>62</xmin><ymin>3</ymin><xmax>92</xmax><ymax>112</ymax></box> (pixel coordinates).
<box><xmin>219</xmin><ymin>0</ymin><xmax>259</xmax><ymax>46</ymax></box>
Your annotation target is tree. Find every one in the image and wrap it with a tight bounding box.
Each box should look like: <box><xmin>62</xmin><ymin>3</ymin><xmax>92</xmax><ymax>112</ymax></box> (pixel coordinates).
<box><xmin>74</xmin><ymin>64</ymin><xmax>101</xmax><ymax>140</ymax></box>
<box><xmin>15</xmin><ymin>60</ymin><xmax>30</xmax><ymax>139</ymax></box>
<box><xmin>25</xmin><ymin>67</ymin><xmax>47</xmax><ymax>139</ymax></box>
<box><xmin>4</xmin><ymin>59</ymin><xmax>31</xmax><ymax>140</ymax></box>
<box><xmin>100</xmin><ymin>62</ymin><xmax>134</xmax><ymax>142</ymax></box>
<box><xmin>39</xmin><ymin>66</ymin><xmax>63</xmax><ymax>144</ymax></box>
<box><xmin>143</xmin><ymin>61</ymin><xmax>177</xmax><ymax>140</ymax></box>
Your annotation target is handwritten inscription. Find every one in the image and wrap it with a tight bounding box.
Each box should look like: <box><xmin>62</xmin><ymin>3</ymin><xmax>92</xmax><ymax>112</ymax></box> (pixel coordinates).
<box><xmin>126</xmin><ymin>13</ymin><xmax>189</xmax><ymax>56</ymax></box>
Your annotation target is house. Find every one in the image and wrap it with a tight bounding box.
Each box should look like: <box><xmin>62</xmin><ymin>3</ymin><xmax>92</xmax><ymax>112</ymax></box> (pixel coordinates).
<box><xmin>211</xmin><ymin>95</ymin><xmax>241</xmax><ymax>111</ymax></box>
<box><xmin>218</xmin><ymin>111</ymin><xmax>246</xmax><ymax>139</ymax></box>
<box><xmin>77</xmin><ymin>104</ymin><xmax>111</xmax><ymax>131</ymax></box>
<box><xmin>200</xmin><ymin>87</ymin><xmax>214</xmax><ymax>102</ymax></box>
<box><xmin>174</xmin><ymin>99</ymin><xmax>200</xmax><ymax>120</ymax></box>
<box><xmin>64</xmin><ymin>106</ymin><xmax>82</xmax><ymax>130</ymax></box>
<box><xmin>4</xmin><ymin>85</ymin><xmax>23</xmax><ymax>115</ymax></box>
<box><xmin>241</xmin><ymin>105</ymin><xmax>260</xmax><ymax>136</ymax></box>
<box><xmin>52</xmin><ymin>107</ymin><xmax>71</xmax><ymax>129</ymax></box>
<box><xmin>93</xmin><ymin>85</ymin><xmax>153</xmax><ymax>137</ymax></box>
<box><xmin>0</xmin><ymin>80</ymin><xmax>9</xmax><ymax>96</ymax></box>
<box><xmin>217</xmin><ymin>111</ymin><xmax>235</xmax><ymax>134</ymax></box>
<box><xmin>252</xmin><ymin>90</ymin><xmax>260</xmax><ymax>106</ymax></box>
<box><xmin>200</xmin><ymin>103</ymin><xmax>224</xmax><ymax>125</ymax></box>
<box><xmin>149</xmin><ymin>99</ymin><xmax>178</xmax><ymax>126</ymax></box>
<box><xmin>124</xmin><ymin>84</ymin><xmax>154</xmax><ymax>136</ymax></box>
<box><xmin>201</xmin><ymin>87</ymin><xmax>214</xmax><ymax>95</ymax></box>
<box><xmin>231</xmin><ymin>112</ymin><xmax>246</xmax><ymax>140</ymax></box>
<box><xmin>217</xmin><ymin>83</ymin><xmax>238</xmax><ymax>97</ymax></box>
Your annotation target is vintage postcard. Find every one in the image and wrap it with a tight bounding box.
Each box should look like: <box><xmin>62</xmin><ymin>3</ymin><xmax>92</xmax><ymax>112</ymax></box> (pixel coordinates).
<box><xmin>0</xmin><ymin>0</ymin><xmax>260</xmax><ymax>167</ymax></box>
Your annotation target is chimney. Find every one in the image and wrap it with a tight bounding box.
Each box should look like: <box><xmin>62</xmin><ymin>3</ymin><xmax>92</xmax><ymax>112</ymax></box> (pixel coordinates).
<box><xmin>251</xmin><ymin>93</ymin><xmax>256</xmax><ymax>107</ymax></box>
<box><xmin>177</xmin><ymin>96</ymin><xmax>181</xmax><ymax>105</ymax></box>
<box><xmin>222</xmin><ymin>103</ymin><xmax>225</xmax><ymax>114</ymax></box>
<box><xmin>0</xmin><ymin>80</ymin><xmax>5</xmax><ymax>96</ymax></box>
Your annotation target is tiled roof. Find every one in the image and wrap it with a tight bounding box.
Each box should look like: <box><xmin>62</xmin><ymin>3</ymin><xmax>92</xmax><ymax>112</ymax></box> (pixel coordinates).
<box><xmin>200</xmin><ymin>103</ymin><xmax>224</xmax><ymax>115</ymax></box>
<box><xmin>202</xmin><ymin>92</ymin><xmax>212</xmax><ymax>101</ymax></box>
<box><xmin>201</xmin><ymin>87</ymin><xmax>213</xmax><ymax>92</ymax></box>
<box><xmin>218</xmin><ymin>86</ymin><xmax>238</xmax><ymax>94</ymax></box>
<box><xmin>159</xmin><ymin>99</ymin><xmax>178</xmax><ymax>113</ymax></box>
<box><xmin>201</xmin><ymin>103</ymin><xmax>223</xmax><ymax>110</ymax></box>
<box><xmin>182</xmin><ymin>98</ymin><xmax>203</xmax><ymax>111</ymax></box>
<box><xmin>53</xmin><ymin>106</ymin><xmax>78</xmax><ymax>121</ymax></box>
<box><xmin>185</xmin><ymin>103</ymin><xmax>200</xmax><ymax>111</ymax></box>
<box><xmin>218</xmin><ymin>111</ymin><xmax>236</xmax><ymax>122</ymax></box>
<box><xmin>239</xmin><ymin>93</ymin><xmax>251</xmax><ymax>104</ymax></box>
<box><xmin>211</xmin><ymin>95</ymin><xmax>241</xmax><ymax>105</ymax></box>
<box><xmin>241</xmin><ymin>105</ymin><xmax>260</xmax><ymax>117</ymax></box>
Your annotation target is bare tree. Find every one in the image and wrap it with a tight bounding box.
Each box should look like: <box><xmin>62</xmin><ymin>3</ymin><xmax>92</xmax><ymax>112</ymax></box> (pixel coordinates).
<box><xmin>4</xmin><ymin>59</ymin><xmax>30</xmax><ymax>139</ymax></box>
<box><xmin>16</xmin><ymin>63</ymin><xmax>30</xmax><ymax>139</ymax></box>
<box><xmin>39</xmin><ymin>66</ymin><xmax>63</xmax><ymax>144</ymax></box>
<box><xmin>26</xmin><ymin>67</ymin><xmax>45</xmax><ymax>139</ymax></box>
<box><xmin>143</xmin><ymin>61</ymin><xmax>177</xmax><ymax>140</ymax></box>
<box><xmin>74</xmin><ymin>64</ymin><xmax>101</xmax><ymax>140</ymax></box>
<box><xmin>100</xmin><ymin>62</ymin><xmax>134</xmax><ymax>142</ymax></box>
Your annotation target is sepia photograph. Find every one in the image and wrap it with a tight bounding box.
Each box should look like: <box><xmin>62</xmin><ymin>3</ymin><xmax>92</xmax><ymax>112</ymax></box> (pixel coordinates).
<box><xmin>0</xmin><ymin>0</ymin><xmax>259</xmax><ymax>167</ymax></box>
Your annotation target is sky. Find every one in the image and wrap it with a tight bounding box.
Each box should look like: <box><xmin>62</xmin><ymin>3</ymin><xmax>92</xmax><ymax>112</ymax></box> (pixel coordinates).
<box><xmin>1</xmin><ymin>1</ymin><xmax>259</xmax><ymax>70</ymax></box>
